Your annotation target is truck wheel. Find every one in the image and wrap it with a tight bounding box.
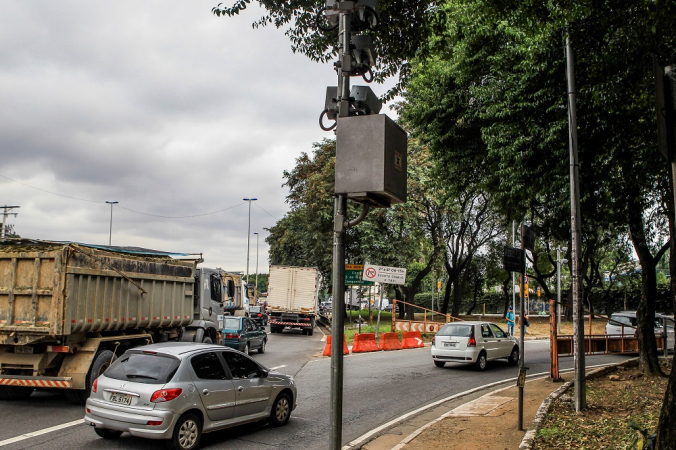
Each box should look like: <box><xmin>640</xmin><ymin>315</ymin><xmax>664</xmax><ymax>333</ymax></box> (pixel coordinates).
<box><xmin>0</xmin><ymin>386</ymin><xmax>34</xmax><ymax>401</ymax></box>
<box><xmin>307</xmin><ymin>327</ymin><xmax>314</xmax><ymax>336</ymax></box>
<box><xmin>66</xmin><ymin>349</ymin><xmax>116</xmax><ymax>405</ymax></box>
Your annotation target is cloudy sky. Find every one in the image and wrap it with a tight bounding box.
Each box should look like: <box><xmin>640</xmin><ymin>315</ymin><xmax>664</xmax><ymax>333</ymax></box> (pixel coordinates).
<box><xmin>0</xmin><ymin>1</ymin><xmax>395</xmax><ymax>273</ymax></box>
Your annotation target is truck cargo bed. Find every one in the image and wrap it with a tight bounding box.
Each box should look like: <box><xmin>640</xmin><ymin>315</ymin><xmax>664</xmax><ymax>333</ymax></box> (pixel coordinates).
<box><xmin>0</xmin><ymin>241</ymin><xmax>196</xmax><ymax>340</ymax></box>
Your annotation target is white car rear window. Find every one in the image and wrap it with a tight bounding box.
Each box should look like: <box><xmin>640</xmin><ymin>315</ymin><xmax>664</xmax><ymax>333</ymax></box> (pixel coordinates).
<box><xmin>437</xmin><ymin>324</ymin><xmax>473</xmax><ymax>337</ymax></box>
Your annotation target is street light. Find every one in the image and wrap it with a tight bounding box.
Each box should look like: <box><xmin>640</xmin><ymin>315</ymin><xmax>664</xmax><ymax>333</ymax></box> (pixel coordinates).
<box><xmin>105</xmin><ymin>201</ymin><xmax>118</xmax><ymax>246</ymax></box>
<box><xmin>243</xmin><ymin>198</ymin><xmax>257</xmax><ymax>285</ymax></box>
<box><xmin>557</xmin><ymin>246</ymin><xmax>568</xmax><ymax>333</ymax></box>
<box><xmin>254</xmin><ymin>232</ymin><xmax>259</xmax><ymax>302</ymax></box>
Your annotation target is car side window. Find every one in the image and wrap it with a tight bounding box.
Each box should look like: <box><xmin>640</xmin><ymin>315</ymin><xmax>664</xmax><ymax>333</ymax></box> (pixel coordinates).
<box><xmin>481</xmin><ymin>324</ymin><xmax>493</xmax><ymax>338</ymax></box>
<box><xmin>221</xmin><ymin>352</ymin><xmax>261</xmax><ymax>379</ymax></box>
<box><xmin>490</xmin><ymin>324</ymin><xmax>506</xmax><ymax>338</ymax></box>
<box><xmin>191</xmin><ymin>352</ymin><xmax>227</xmax><ymax>380</ymax></box>
<box><xmin>246</xmin><ymin>319</ymin><xmax>254</xmax><ymax>331</ymax></box>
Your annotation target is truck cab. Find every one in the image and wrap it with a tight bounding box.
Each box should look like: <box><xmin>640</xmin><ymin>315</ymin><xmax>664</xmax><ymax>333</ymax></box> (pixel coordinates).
<box><xmin>183</xmin><ymin>267</ymin><xmax>234</xmax><ymax>344</ymax></box>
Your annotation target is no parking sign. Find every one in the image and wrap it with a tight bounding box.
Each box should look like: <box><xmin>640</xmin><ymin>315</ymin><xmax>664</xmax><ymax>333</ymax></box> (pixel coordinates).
<box><xmin>362</xmin><ymin>264</ymin><xmax>406</xmax><ymax>285</ymax></box>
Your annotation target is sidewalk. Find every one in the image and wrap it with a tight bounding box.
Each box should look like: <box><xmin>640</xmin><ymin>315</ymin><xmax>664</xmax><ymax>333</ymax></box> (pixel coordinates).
<box><xmin>361</xmin><ymin>373</ymin><xmax>572</xmax><ymax>450</ymax></box>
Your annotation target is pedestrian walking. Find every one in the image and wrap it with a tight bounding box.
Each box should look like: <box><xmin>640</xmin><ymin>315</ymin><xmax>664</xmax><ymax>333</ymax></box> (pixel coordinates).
<box><xmin>524</xmin><ymin>314</ymin><xmax>530</xmax><ymax>334</ymax></box>
<box><xmin>506</xmin><ymin>306</ymin><xmax>515</xmax><ymax>336</ymax></box>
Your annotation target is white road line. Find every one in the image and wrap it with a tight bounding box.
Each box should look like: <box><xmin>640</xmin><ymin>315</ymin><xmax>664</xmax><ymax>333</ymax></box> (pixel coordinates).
<box><xmin>269</xmin><ymin>365</ymin><xmax>287</xmax><ymax>371</ymax></box>
<box><xmin>0</xmin><ymin>419</ymin><xmax>83</xmax><ymax>447</ymax></box>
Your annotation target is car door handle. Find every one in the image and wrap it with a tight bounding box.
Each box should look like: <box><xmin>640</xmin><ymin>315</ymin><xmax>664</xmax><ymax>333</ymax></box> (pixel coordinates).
<box><xmin>237</xmin><ymin>386</ymin><xmax>244</xmax><ymax>392</ymax></box>
<box><xmin>202</xmin><ymin>389</ymin><xmax>209</xmax><ymax>395</ymax></box>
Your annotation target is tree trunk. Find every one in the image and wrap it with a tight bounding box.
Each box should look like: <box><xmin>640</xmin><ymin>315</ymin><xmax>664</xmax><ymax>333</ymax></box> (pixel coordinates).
<box><xmin>655</xmin><ymin>178</ymin><xmax>676</xmax><ymax>449</ymax></box>
<box><xmin>440</xmin><ymin>278</ymin><xmax>452</xmax><ymax>314</ymax></box>
<box><xmin>629</xmin><ymin>207</ymin><xmax>664</xmax><ymax>376</ymax></box>
<box><xmin>394</xmin><ymin>286</ymin><xmax>405</xmax><ymax>320</ymax></box>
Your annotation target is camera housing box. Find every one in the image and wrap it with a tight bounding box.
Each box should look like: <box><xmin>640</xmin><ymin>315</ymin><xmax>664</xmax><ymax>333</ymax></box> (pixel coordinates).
<box><xmin>335</xmin><ymin>114</ymin><xmax>407</xmax><ymax>207</ymax></box>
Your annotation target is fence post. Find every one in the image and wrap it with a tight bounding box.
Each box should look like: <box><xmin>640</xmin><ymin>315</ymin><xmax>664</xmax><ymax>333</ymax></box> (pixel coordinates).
<box><xmin>550</xmin><ymin>299</ymin><xmax>560</xmax><ymax>380</ymax></box>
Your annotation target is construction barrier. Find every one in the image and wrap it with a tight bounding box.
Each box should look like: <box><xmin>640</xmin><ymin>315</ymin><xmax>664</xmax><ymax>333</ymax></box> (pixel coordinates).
<box><xmin>352</xmin><ymin>333</ymin><xmax>380</xmax><ymax>353</ymax></box>
<box><xmin>402</xmin><ymin>331</ymin><xmax>425</xmax><ymax>349</ymax></box>
<box><xmin>378</xmin><ymin>332</ymin><xmax>403</xmax><ymax>351</ymax></box>
<box><xmin>323</xmin><ymin>334</ymin><xmax>349</xmax><ymax>357</ymax></box>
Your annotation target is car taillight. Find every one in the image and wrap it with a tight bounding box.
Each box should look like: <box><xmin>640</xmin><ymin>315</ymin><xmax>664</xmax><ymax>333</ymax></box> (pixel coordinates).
<box><xmin>468</xmin><ymin>337</ymin><xmax>476</xmax><ymax>347</ymax></box>
<box><xmin>150</xmin><ymin>388</ymin><xmax>183</xmax><ymax>403</ymax></box>
<box><xmin>147</xmin><ymin>420</ymin><xmax>164</xmax><ymax>426</ymax></box>
<box><xmin>225</xmin><ymin>333</ymin><xmax>240</xmax><ymax>339</ymax></box>
<box><xmin>257</xmin><ymin>314</ymin><xmax>262</xmax><ymax>317</ymax></box>
<box><xmin>92</xmin><ymin>378</ymin><xmax>98</xmax><ymax>393</ymax></box>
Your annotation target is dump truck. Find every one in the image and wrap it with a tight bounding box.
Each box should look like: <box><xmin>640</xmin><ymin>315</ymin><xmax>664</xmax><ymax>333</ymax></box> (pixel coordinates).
<box><xmin>267</xmin><ymin>265</ymin><xmax>319</xmax><ymax>336</ymax></box>
<box><xmin>0</xmin><ymin>239</ymin><xmax>228</xmax><ymax>403</ymax></box>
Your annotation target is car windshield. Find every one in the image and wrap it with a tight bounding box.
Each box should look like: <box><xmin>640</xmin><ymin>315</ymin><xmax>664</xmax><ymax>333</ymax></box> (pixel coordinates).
<box><xmin>224</xmin><ymin>317</ymin><xmax>242</xmax><ymax>330</ymax></box>
<box><xmin>105</xmin><ymin>352</ymin><xmax>180</xmax><ymax>384</ymax></box>
<box><xmin>249</xmin><ymin>306</ymin><xmax>261</xmax><ymax>313</ymax></box>
<box><xmin>609</xmin><ymin>314</ymin><xmax>636</xmax><ymax>327</ymax></box>
<box><xmin>437</xmin><ymin>324</ymin><xmax>473</xmax><ymax>337</ymax></box>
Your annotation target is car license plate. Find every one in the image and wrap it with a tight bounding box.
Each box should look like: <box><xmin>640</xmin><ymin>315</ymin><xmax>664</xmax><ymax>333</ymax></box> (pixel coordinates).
<box><xmin>444</xmin><ymin>342</ymin><xmax>457</xmax><ymax>348</ymax></box>
<box><xmin>109</xmin><ymin>392</ymin><xmax>132</xmax><ymax>405</ymax></box>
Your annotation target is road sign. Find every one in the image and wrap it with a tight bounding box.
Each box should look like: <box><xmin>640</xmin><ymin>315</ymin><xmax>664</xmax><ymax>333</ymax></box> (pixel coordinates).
<box><xmin>503</xmin><ymin>246</ymin><xmax>525</xmax><ymax>273</ymax></box>
<box><xmin>362</xmin><ymin>264</ymin><xmax>406</xmax><ymax>285</ymax></box>
<box><xmin>345</xmin><ymin>269</ymin><xmax>374</xmax><ymax>285</ymax></box>
<box><xmin>522</xmin><ymin>225</ymin><xmax>536</xmax><ymax>252</ymax></box>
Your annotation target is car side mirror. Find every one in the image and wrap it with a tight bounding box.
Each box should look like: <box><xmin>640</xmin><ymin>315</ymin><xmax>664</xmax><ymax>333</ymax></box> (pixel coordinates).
<box><xmin>261</xmin><ymin>369</ymin><xmax>269</xmax><ymax>378</ymax></box>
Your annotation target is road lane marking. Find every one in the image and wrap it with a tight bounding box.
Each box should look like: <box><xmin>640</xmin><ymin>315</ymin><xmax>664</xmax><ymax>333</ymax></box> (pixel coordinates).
<box><xmin>269</xmin><ymin>365</ymin><xmax>287</xmax><ymax>371</ymax></box>
<box><xmin>0</xmin><ymin>419</ymin><xmax>83</xmax><ymax>447</ymax></box>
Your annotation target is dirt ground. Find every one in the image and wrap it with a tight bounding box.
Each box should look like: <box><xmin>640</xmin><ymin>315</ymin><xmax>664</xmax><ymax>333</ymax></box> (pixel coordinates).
<box><xmin>533</xmin><ymin>361</ymin><xmax>671</xmax><ymax>449</ymax></box>
<box><xmin>403</xmin><ymin>375</ymin><xmax>573</xmax><ymax>450</ymax></box>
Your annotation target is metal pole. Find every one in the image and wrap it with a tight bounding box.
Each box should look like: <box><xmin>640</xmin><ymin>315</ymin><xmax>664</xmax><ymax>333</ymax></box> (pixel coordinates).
<box><xmin>0</xmin><ymin>206</ymin><xmax>20</xmax><ymax>239</ymax></box>
<box><xmin>566</xmin><ymin>33</ymin><xmax>586</xmax><ymax>411</ymax></box>
<box><xmin>105</xmin><ymin>201</ymin><xmax>118</xmax><ymax>246</ymax></box>
<box><xmin>375</xmin><ymin>284</ymin><xmax>383</xmax><ymax>340</ymax></box>
<box><xmin>512</xmin><ymin>221</ymin><xmax>516</xmax><ymax>314</ymax></box>
<box><xmin>254</xmin><ymin>232</ymin><xmax>259</xmax><ymax>301</ymax></box>
<box><xmin>330</xmin><ymin>195</ymin><xmax>347</xmax><ymax>450</ymax></box>
<box><xmin>518</xmin><ymin>229</ymin><xmax>526</xmax><ymax>431</ymax></box>
<box><xmin>243</xmin><ymin>198</ymin><xmax>257</xmax><ymax>284</ymax></box>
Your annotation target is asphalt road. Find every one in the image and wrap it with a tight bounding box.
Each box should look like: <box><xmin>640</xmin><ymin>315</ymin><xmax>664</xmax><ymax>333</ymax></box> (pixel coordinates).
<box><xmin>0</xmin><ymin>330</ymin><xmax>630</xmax><ymax>450</ymax></box>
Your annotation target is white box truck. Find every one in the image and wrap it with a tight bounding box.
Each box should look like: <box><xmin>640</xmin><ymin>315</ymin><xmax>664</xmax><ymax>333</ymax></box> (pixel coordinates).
<box><xmin>267</xmin><ymin>265</ymin><xmax>319</xmax><ymax>336</ymax></box>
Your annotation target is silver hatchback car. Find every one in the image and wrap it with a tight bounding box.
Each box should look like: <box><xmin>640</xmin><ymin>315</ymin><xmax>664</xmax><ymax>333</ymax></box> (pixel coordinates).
<box><xmin>431</xmin><ymin>321</ymin><xmax>519</xmax><ymax>370</ymax></box>
<box><xmin>84</xmin><ymin>342</ymin><xmax>296</xmax><ymax>450</ymax></box>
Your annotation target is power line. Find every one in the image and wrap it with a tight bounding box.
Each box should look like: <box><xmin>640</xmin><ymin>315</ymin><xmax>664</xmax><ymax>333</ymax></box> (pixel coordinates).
<box><xmin>253</xmin><ymin>201</ymin><xmax>279</xmax><ymax>221</ymax></box>
<box><xmin>0</xmin><ymin>173</ymin><xmax>258</xmax><ymax>220</ymax></box>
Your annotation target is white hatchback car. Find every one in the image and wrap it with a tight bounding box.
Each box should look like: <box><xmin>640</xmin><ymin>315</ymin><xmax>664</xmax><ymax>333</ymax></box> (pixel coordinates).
<box><xmin>431</xmin><ymin>321</ymin><xmax>519</xmax><ymax>370</ymax></box>
<box><xmin>605</xmin><ymin>311</ymin><xmax>674</xmax><ymax>351</ymax></box>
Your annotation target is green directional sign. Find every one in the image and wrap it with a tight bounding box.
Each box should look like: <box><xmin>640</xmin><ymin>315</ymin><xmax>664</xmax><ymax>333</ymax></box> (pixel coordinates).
<box><xmin>345</xmin><ymin>270</ymin><xmax>374</xmax><ymax>286</ymax></box>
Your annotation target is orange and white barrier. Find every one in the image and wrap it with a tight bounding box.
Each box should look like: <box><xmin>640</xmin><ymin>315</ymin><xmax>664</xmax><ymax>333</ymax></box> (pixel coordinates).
<box><xmin>378</xmin><ymin>332</ymin><xmax>403</xmax><ymax>351</ymax></box>
<box><xmin>352</xmin><ymin>333</ymin><xmax>380</xmax><ymax>353</ymax></box>
<box><xmin>402</xmin><ymin>331</ymin><xmax>425</xmax><ymax>349</ymax></box>
<box><xmin>323</xmin><ymin>335</ymin><xmax>349</xmax><ymax>357</ymax></box>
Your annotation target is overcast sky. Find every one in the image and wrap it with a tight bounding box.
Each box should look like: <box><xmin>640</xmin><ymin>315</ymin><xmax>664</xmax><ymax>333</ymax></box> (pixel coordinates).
<box><xmin>0</xmin><ymin>0</ymin><xmax>395</xmax><ymax>273</ymax></box>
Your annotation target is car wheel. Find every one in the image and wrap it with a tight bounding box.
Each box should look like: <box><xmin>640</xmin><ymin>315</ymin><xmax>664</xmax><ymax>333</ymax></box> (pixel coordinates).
<box><xmin>94</xmin><ymin>428</ymin><xmax>123</xmax><ymax>439</ymax></box>
<box><xmin>269</xmin><ymin>393</ymin><xmax>292</xmax><ymax>427</ymax></box>
<box><xmin>475</xmin><ymin>352</ymin><xmax>487</xmax><ymax>371</ymax></box>
<box><xmin>434</xmin><ymin>360</ymin><xmax>445</xmax><ymax>368</ymax></box>
<box><xmin>167</xmin><ymin>413</ymin><xmax>201</xmax><ymax>450</ymax></box>
<box><xmin>508</xmin><ymin>346</ymin><xmax>519</xmax><ymax>365</ymax></box>
<box><xmin>245</xmin><ymin>343</ymin><xmax>250</xmax><ymax>355</ymax></box>
<box><xmin>0</xmin><ymin>386</ymin><xmax>34</xmax><ymax>401</ymax></box>
<box><xmin>258</xmin><ymin>339</ymin><xmax>266</xmax><ymax>354</ymax></box>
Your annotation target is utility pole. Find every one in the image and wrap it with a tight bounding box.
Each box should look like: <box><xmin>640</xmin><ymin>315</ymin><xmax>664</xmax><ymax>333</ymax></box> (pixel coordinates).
<box><xmin>254</xmin><ymin>232</ymin><xmax>259</xmax><ymax>301</ymax></box>
<box><xmin>105</xmin><ymin>201</ymin><xmax>118</xmax><ymax>246</ymax></box>
<box><xmin>243</xmin><ymin>198</ymin><xmax>257</xmax><ymax>285</ymax></box>
<box><xmin>1</xmin><ymin>205</ymin><xmax>20</xmax><ymax>239</ymax></box>
<box><xmin>565</xmin><ymin>33</ymin><xmax>586</xmax><ymax>411</ymax></box>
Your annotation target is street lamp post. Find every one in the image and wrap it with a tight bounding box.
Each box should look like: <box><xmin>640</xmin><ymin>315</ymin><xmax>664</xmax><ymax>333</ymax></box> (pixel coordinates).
<box><xmin>556</xmin><ymin>246</ymin><xmax>568</xmax><ymax>334</ymax></box>
<box><xmin>243</xmin><ymin>198</ymin><xmax>257</xmax><ymax>285</ymax></box>
<box><xmin>105</xmin><ymin>201</ymin><xmax>118</xmax><ymax>246</ymax></box>
<box><xmin>254</xmin><ymin>232</ymin><xmax>259</xmax><ymax>302</ymax></box>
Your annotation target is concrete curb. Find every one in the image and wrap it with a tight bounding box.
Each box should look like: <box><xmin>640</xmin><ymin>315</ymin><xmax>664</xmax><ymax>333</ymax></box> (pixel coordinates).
<box><xmin>518</xmin><ymin>357</ymin><xmax>639</xmax><ymax>450</ymax></box>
